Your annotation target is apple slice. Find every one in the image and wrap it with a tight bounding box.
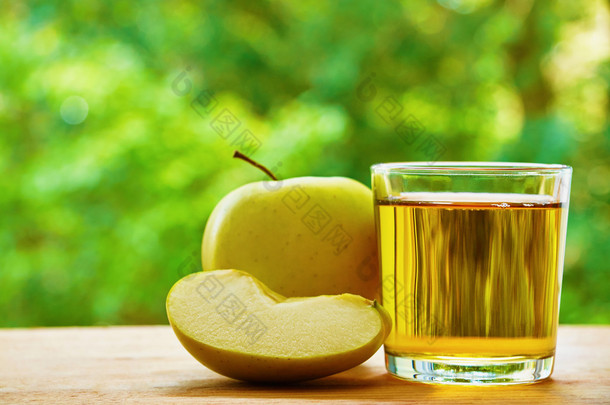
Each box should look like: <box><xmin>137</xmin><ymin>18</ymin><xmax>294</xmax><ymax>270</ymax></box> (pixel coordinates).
<box><xmin>166</xmin><ymin>269</ymin><xmax>391</xmax><ymax>382</ymax></box>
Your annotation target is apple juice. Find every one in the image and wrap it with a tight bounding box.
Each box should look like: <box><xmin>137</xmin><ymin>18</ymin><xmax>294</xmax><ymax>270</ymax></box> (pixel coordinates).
<box><xmin>375</xmin><ymin>192</ymin><xmax>567</xmax><ymax>359</ymax></box>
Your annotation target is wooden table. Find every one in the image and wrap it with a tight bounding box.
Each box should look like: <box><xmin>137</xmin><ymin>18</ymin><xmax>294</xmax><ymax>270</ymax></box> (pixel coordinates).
<box><xmin>1</xmin><ymin>326</ymin><xmax>608</xmax><ymax>404</ymax></box>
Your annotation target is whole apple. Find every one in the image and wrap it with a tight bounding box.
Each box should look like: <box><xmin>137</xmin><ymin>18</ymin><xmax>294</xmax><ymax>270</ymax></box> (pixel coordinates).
<box><xmin>202</xmin><ymin>155</ymin><xmax>379</xmax><ymax>299</ymax></box>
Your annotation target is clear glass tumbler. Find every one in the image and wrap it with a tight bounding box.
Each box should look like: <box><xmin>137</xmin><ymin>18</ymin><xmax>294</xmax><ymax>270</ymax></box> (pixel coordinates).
<box><xmin>371</xmin><ymin>162</ymin><xmax>572</xmax><ymax>385</ymax></box>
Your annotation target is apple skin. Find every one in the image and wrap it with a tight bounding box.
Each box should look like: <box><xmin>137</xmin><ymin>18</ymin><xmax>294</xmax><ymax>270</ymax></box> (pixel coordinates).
<box><xmin>172</xmin><ymin>325</ymin><xmax>386</xmax><ymax>383</ymax></box>
<box><xmin>202</xmin><ymin>177</ymin><xmax>379</xmax><ymax>299</ymax></box>
<box><xmin>166</xmin><ymin>270</ymin><xmax>392</xmax><ymax>382</ymax></box>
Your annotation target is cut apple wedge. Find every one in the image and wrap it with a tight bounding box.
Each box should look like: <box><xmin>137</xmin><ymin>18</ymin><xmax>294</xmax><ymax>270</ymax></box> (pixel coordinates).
<box><xmin>166</xmin><ymin>269</ymin><xmax>391</xmax><ymax>382</ymax></box>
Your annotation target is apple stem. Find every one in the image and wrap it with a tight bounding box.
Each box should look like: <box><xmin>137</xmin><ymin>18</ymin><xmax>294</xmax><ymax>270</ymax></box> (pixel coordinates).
<box><xmin>233</xmin><ymin>151</ymin><xmax>278</xmax><ymax>181</ymax></box>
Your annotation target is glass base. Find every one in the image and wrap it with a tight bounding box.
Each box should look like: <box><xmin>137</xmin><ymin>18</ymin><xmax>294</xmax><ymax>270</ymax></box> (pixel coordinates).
<box><xmin>385</xmin><ymin>351</ymin><xmax>554</xmax><ymax>385</ymax></box>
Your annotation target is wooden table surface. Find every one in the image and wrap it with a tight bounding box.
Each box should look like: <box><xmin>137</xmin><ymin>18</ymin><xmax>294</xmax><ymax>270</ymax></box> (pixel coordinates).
<box><xmin>1</xmin><ymin>325</ymin><xmax>608</xmax><ymax>404</ymax></box>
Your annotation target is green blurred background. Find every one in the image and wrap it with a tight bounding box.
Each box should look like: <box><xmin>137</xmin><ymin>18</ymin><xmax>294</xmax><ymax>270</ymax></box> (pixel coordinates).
<box><xmin>1</xmin><ymin>0</ymin><xmax>608</xmax><ymax>327</ymax></box>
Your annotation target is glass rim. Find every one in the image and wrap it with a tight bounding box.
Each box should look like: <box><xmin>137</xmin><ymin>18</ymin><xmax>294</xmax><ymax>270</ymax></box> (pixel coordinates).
<box><xmin>371</xmin><ymin>161</ymin><xmax>572</xmax><ymax>174</ymax></box>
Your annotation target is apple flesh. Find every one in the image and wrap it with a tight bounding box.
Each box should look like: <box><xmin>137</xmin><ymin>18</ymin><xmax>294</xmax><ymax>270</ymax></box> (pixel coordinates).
<box><xmin>202</xmin><ymin>177</ymin><xmax>379</xmax><ymax>299</ymax></box>
<box><xmin>166</xmin><ymin>269</ymin><xmax>391</xmax><ymax>382</ymax></box>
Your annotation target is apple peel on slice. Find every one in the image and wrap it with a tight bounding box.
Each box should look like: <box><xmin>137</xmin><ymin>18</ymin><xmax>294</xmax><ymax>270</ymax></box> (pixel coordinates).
<box><xmin>166</xmin><ymin>269</ymin><xmax>391</xmax><ymax>382</ymax></box>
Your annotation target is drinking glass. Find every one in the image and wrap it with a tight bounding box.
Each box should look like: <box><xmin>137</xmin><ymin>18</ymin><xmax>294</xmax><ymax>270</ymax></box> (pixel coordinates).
<box><xmin>371</xmin><ymin>162</ymin><xmax>572</xmax><ymax>385</ymax></box>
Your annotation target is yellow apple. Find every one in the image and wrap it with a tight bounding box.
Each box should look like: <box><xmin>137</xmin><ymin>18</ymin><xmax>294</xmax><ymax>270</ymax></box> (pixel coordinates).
<box><xmin>166</xmin><ymin>269</ymin><xmax>391</xmax><ymax>382</ymax></box>
<box><xmin>202</xmin><ymin>176</ymin><xmax>379</xmax><ymax>299</ymax></box>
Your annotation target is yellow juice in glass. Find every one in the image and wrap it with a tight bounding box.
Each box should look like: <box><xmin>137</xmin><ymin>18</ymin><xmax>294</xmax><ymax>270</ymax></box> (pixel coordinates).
<box><xmin>377</xmin><ymin>193</ymin><xmax>566</xmax><ymax>366</ymax></box>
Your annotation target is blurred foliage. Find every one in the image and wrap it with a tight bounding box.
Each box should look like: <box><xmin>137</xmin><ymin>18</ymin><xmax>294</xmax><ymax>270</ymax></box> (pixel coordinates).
<box><xmin>1</xmin><ymin>0</ymin><xmax>608</xmax><ymax>326</ymax></box>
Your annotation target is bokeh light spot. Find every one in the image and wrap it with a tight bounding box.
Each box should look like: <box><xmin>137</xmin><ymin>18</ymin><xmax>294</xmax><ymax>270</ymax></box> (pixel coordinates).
<box><xmin>60</xmin><ymin>96</ymin><xmax>89</xmax><ymax>125</ymax></box>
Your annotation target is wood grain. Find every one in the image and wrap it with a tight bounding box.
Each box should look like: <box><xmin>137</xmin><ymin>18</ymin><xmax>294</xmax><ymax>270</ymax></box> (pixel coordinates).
<box><xmin>1</xmin><ymin>326</ymin><xmax>608</xmax><ymax>404</ymax></box>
